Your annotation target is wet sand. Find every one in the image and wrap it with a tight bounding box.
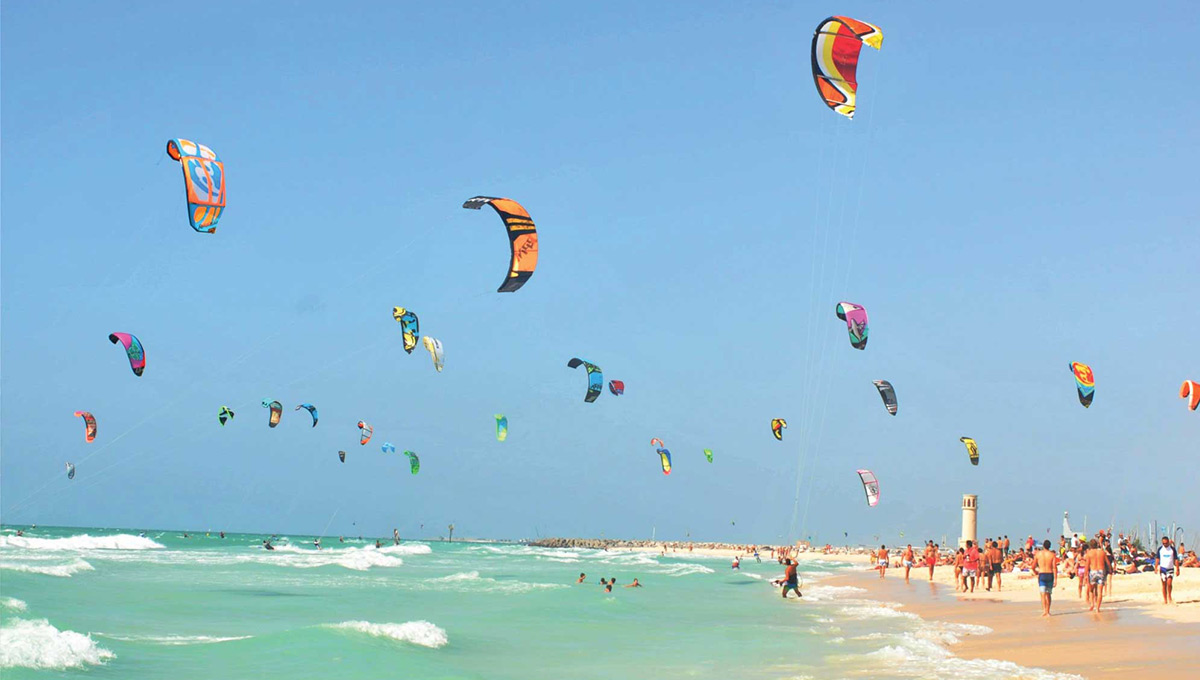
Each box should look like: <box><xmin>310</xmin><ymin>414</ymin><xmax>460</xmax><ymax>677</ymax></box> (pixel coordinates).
<box><xmin>829</xmin><ymin>566</ymin><xmax>1200</xmax><ymax>678</ymax></box>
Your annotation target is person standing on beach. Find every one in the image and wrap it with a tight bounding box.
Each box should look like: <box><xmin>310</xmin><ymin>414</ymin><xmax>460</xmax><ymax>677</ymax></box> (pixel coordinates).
<box><xmin>953</xmin><ymin>548</ymin><xmax>964</xmax><ymax>591</ymax></box>
<box><xmin>902</xmin><ymin>544</ymin><xmax>915</xmax><ymax>583</ymax></box>
<box><xmin>1155</xmin><ymin>536</ymin><xmax>1180</xmax><ymax>605</ymax></box>
<box><xmin>1002</xmin><ymin>535</ymin><xmax>1010</xmax><ymax>556</ymax></box>
<box><xmin>1085</xmin><ymin>539</ymin><xmax>1109</xmax><ymax>612</ymax></box>
<box><xmin>1032</xmin><ymin>539</ymin><xmax>1059</xmax><ymax>617</ymax></box>
<box><xmin>928</xmin><ymin>543</ymin><xmax>939</xmax><ymax>581</ymax></box>
<box><xmin>781</xmin><ymin>559</ymin><xmax>802</xmax><ymax>599</ymax></box>
<box><xmin>962</xmin><ymin>540</ymin><xmax>980</xmax><ymax>593</ymax></box>
<box><xmin>877</xmin><ymin>545</ymin><xmax>888</xmax><ymax>579</ymax></box>
<box><xmin>987</xmin><ymin>540</ymin><xmax>1004</xmax><ymax>591</ymax></box>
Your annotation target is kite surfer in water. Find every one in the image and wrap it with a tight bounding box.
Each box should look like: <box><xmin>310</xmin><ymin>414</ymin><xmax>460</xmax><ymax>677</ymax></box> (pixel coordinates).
<box><xmin>262</xmin><ymin>539</ymin><xmax>275</xmax><ymax>551</ymax></box>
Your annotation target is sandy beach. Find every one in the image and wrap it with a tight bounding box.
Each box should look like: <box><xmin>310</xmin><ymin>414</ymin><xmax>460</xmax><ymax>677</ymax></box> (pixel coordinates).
<box><xmin>826</xmin><ymin>554</ymin><xmax>1200</xmax><ymax>678</ymax></box>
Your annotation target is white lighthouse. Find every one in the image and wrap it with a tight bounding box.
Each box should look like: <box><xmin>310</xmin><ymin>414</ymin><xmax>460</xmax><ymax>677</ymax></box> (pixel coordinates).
<box><xmin>960</xmin><ymin>494</ymin><xmax>978</xmax><ymax>548</ymax></box>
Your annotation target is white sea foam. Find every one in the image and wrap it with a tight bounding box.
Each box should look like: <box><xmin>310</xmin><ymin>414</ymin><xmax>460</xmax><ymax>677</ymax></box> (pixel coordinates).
<box><xmin>0</xmin><ymin>534</ymin><xmax>164</xmax><ymax>551</ymax></box>
<box><xmin>95</xmin><ymin>633</ymin><xmax>253</xmax><ymax>646</ymax></box>
<box><xmin>327</xmin><ymin>620</ymin><xmax>448</xmax><ymax>648</ymax></box>
<box><xmin>420</xmin><ymin>570</ymin><xmax>567</xmax><ymax>594</ymax></box>
<box><xmin>0</xmin><ymin>618</ymin><xmax>114</xmax><ymax>669</ymax></box>
<box><xmin>655</xmin><ymin>562</ymin><xmax>715</xmax><ymax>576</ymax></box>
<box><xmin>835</xmin><ymin>603</ymin><xmax>919</xmax><ymax>621</ymax></box>
<box><xmin>0</xmin><ymin>558</ymin><xmax>95</xmax><ymax>578</ymax></box>
<box><xmin>1</xmin><ymin>597</ymin><xmax>28</xmax><ymax>612</ymax></box>
<box><xmin>858</xmin><ymin>633</ymin><xmax>1082</xmax><ymax>679</ymax></box>
<box><xmin>802</xmin><ymin>584</ymin><xmax>866</xmax><ymax>602</ymax></box>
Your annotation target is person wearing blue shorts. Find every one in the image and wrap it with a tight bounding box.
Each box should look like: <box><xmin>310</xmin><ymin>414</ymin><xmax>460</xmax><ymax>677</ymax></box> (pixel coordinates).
<box><xmin>1032</xmin><ymin>540</ymin><xmax>1059</xmax><ymax>617</ymax></box>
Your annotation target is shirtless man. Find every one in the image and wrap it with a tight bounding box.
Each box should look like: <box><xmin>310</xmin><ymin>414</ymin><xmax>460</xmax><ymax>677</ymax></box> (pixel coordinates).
<box><xmin>902</xmin><ymin>544</ymin><xmax>915</xmax><ymax>583</ymax></box>
<box><xmin>781</xmin><ymin>559</ymin><xmax>802</xmax><ymax>599</ymax></box>
<box><xmin>1032</xmin><ymin>539</ymin><xmax>1059</xmax><ymax>617</ymax></box>
<box><xmin>877</xmin><ymin>545</ymin><xmax>888</xmax><ymax>579</ymax></box>
<box><xmin>986</xmin><ymin>540</ymin><xmax>1004</xmax><ymax>591</ymax></box>
<box><xmin>1085</xmin><ymin>538</ymin><xmax>1109</xmax><ymax>612</ymax></box>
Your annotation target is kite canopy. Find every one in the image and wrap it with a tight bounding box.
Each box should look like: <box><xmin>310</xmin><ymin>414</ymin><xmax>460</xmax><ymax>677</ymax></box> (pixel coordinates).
<box><xmin>656</xmin><ymin>448</ymin><xmax>672</xmax><ymax>475</ymax></box>
<box><xmin>382</xmin><ymin>442</ymin><xmax>396</xmax><ymax>455</ymax></box>
<box><xmin>495</xmin><ymin>415</ymin><xmax>508</xmax><ymax>442</ymax></box>
<box><xmin>1181</xmin><ymin>380</ymin><xmax>1200</xmax><ymax>411</ymax></box>
<box><xmin>567</xmin><ymin>358</ymin><xmax>603</xmax><ymax>403</ymax></box>
<box><xmin>835</xmin><ymin>302</ymin><xmax>869</xmax><ymax>350</ymax></box>
<box><xmin>703</xmin><ymin>448</ymin><xmax>713</xmax><ymax>463</ymax></box>
<box><xmin>338</xmin><ymin>450</ymin><xmax>347</xmax><ymax>463</ymax></box>
<box><xmin>872</xmin><ymin>380</ymin><xmax>897</xmax><ymax>415</ymax></box>
<box><xmin>66</xmin><ymin>462</ymin><xmax>76</xmax><ymax>480</ymax></box>
<box><xmin>74</xmin><ymin>411</ymin><xmax>97</xmax><ymax>443</ymax></box>
<box><xmin>422</xmin><ymin>336</ymin><xmax>445</xmax><ymax>372</ymax></box>
<box><xmin>218</xmin><ymin>406</ymin><xmax>235</xmax><ymax>426</ymax></box>
<box><xmin>650</xmin><ymin>437</ymin><xmax>665</xmax><ymax>448</ymax></box>
<box><xmin>856</xmin><ymin>469</ymin><xmax>880</xmax><ymax>507</ymax></box>
<box><xmin>295</xmin><ymin>403</ymin><xmax>319</xmax><ymax>427</ymax></box>
<box><xmin>262</xmin><ymin>400</ymin><xmax>282</xmax><ymax>428</ymax></box>
<box><xmin>358</xmin><ymin>421</ymin><xmax>373</xmax><ymax>445</ymax></box>
<box><xmin>166</xmin><ymin>138</ymin><xmax>225</xmax><ymax>233</ymax></box>
<box><xmin>811</xmin><ymin>17</ymin><xmax>883</xmax><ymax>119</ymax></box>
<box><xmin>771</xmin><ymin>418</ymin><xmax>787</xmax><ymax>441</ymax></box>
<box><xmin>960</xmin><ymin>437</ymin><xmax>980</xmax><ymax>466</ymax></box>
<box><xmin>462</xmin><ymin>196</ymin><xmax>539</xmax><ymax>293</ymax></box>
<box><xmin>108</xmin><ymin>333</ymin><xmax>146</xmax><ymax>376</ymax></box>
<box><xmin>608</xmin><ymin>380</ymin><xmax>625</xmax><ymax>396</ymax></box>
<box><xmin>1069</xmin><ymin>363</ymin><xmax>1095</xmax><ymax>408</ymax></box>
<box><xmin>404</xmin><ymin>450</ymin><xmax>420</xmax><ymax>475</ymax></box>
<box><xmin>392</xmin><ymin>307</ymin><xmax>420</xmax><ymax>354</ymax></box>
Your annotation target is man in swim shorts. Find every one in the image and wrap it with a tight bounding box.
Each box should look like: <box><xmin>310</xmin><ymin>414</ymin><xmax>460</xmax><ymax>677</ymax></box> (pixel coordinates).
<box><xmin>1032</xmin><ymin>539</ymin><xmax>1058</xmax><ymax>617</ymax></box>
<box><xmin>781</xmin><ymin>559</ymin><xmax>802</xmax><ymax>599</ymax></box>
<box><xmin>902</xmin><ymin>544</ymin><xmax>915</xmax><ymax>583</ymax></box>
<box><xmin>876</xmin><ymin>545</ymin><xmax>888</xmax><ymax>579</ymax></box>
<box><xmin>1154</xmin><ymin>536</ymin><xmax>1180</xmax><ymax>605</ymax></box>
<box><xmin>1084</xmin><ymin>538</ymin><xmax>1109</xmax><ymax>612</ymax></box>
<box><xmin>962</xmin><ymin>540</ymin><xmax>980</xmax><ymax>593</ymax></box>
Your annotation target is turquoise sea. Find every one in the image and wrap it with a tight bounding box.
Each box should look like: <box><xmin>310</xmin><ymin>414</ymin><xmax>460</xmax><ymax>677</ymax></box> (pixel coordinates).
<box><xmin>1</xmin><ymin>526</ymin><xmax>1075</xmax><ymax>679</ymax></box>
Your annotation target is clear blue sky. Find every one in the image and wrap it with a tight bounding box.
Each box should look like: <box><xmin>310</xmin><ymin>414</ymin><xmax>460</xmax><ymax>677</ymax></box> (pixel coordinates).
<box><xmin>3</xmin><ymin>1</ymin><xmax>1196</xmax><ymax>545</ymax></box>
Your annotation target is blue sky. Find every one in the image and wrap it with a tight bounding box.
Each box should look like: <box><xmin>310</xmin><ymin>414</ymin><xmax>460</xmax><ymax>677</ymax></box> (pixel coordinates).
<box><xmin>3</xmin><ymin>2</ymin><xmax>1197</xmax><ymax>545</ymax></box>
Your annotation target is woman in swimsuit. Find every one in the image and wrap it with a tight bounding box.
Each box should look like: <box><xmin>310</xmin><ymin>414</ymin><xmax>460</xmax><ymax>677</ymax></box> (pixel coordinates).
<box><xmin>1076</xmin><ymin>545</ymin><xmax>1089</xmax><ymax>602</ymax></box>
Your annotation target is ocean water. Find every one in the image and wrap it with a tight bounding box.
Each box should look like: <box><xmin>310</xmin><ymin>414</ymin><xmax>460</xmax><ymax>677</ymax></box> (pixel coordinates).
<box><xmin>0</xmin><ymin>526</ymin><xmax>1076</xmax><ymax>679</ymax></box>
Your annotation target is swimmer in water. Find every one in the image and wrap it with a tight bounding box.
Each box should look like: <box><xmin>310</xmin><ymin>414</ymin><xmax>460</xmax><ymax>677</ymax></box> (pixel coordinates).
<box><xmin>338</xmin><ymin>536</ymin><xmax>344</xmax><ymax>543</ymax></box>
<box><xmin>732</xmin><ymin>556</ymin><xmax>740</xmax><ymax>570</ymax></box>
<box><xmin>604</xmin><ymin>582</ymin><xmax>613</xmax><ymax>593</ymax></box>
<box><xmin>624</xmin><ymin>578</ymin><xmax>643</xmax><ymax>588</ymax></box>
<box><xmin>577</xmin><ymin>573</ymin><xmax>587</xmax><ymax>584</ymax></box>
<box><xmin>219</xmin><ymin>531</ymin><xmax>225</xmax><ymax>539</ymax></box>
<box><xmin>375</xmin><ymin>540</ymin><xmax>382</xmax><ymax>548</ymax></box>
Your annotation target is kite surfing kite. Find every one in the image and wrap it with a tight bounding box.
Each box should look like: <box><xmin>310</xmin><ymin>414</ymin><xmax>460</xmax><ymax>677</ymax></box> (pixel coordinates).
<box><xmin>495</xmin><ymin>415</ymin><xmax>508</xmax><ymax>442</ymax></box>
<box><xmin>655</xmin><ymin>447</ymin><xmax>672</xmax><ymax>475</ymax></box>
<box><xmin>811</xmin><ymin>17</ymin><xmax>883</xmax><ymax>119</ymax></box>
<box><xmin>608</xmin><ymin>380</ymin><xmax>625</xmax><ymax>396</ymax></box>
<box><xmin>404</xmin><ymin>450</ymin><xmax>420</xmax><ymax>474</ymax></box>
<box><xmin>338</xmin><ymin>450</ymin><xmax>346</xmax><ymax>463</ymax></box>
<box><xmin>108</xmin><ymin>333</ymin><xmax>145</xmax><ymax>376</ymax></box>
<box><xmin>650</xmin><ymin>437</ymin><xmax>665</xmax><ymax>449</ymax></box>
<box><xmin>1181</xmin><ymin>380</ymin><xmax>1200</xmax><ymax>411</ymax></box>
<box><xmin>1069</xmin><ymin>362</ymin><xmax>1095</xmax><ymax>408</ymax></box>
<box><xmin>166</xmin><ymin>138</ymin><xmax>225</xmax><ymax>233</ymax></box>
<box><xmin>218</xmin><ymin>407</ymin><xmax>234</xmax><ymax>426</ymax></box>
<box><xmin>382</xmin><ymin>442</ymin><xmax>396</xmax><ymax>455</ymax></box>
<box><xmin>358</xmin><ymin>421</ymin><xmax>373</xmax><ymax>445</ymax></box>
<box><xmin>73</xmin><ymin>411</ymin><xmax>97</xmax><ymax>443</ymax></box>
<box><xmin>295</xmin><ymin>404</ymin><xmax>319</xmax><ymax>427</ymax></box>
<box><xmin>422</xmin><ymin>336</ymin><xmax>445</xmax><ymax>372</ymax></box>
<box><xmin>835</xmin><ymin>303</ymin><xmax>869</xmax><ymax>350</ymax></box>
<box><xmin>462</xmin><ymin>196</ymin><xmax>538</xmax><ymax>293</ymax></box>
<box><xmin>703</xmin><ymin>448</ymin><xmax>713</xmax><ymax>463</ymax></box>
<box><xmin>872</xmin><ymin>380</ymin><xmax>897</xmax><ymax>415</ymax></box>
<box><xmin>392</xmin><ymin>307</ymin><xmax>420</xmax><ymax>354</ymax></box>
<box><xmin>567</xmin><ymin>358</ymin><xmax>603</xmax><ymax>403</ymax></box>
<box><xmin>960</xmin><ymin>437</ymin><xmax>980</xmax><ymax>466</ymax></box>
<box><xmin>66</xmin><ymin>462</ymin><xmax>76</xmax><ymax>480</ymax></box>
<box><xmin>856</xmin><ymin>469</ymin><xmax>880</xmax><ymax>507</ymax></box>
<box><xmin>771</xmin><ymin>418</ymin><xmax>787</xmax><ymax>441</ymax></box>
<box><xmin>262</xmin><ymin>401</ymin><xmax>282</xmax><ymax>428</ymax></box>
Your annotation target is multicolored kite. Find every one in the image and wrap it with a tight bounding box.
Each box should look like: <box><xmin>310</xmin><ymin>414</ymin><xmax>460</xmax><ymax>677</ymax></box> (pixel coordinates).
<box><xmin>872</xmin><ymin>380</ymin><xmax>897</xmax><ymax>415</ymax></box>
<box><xmin>108</xmin><ymin>333</ymin><xmax>145</xmax><ymax>376</ymax></box>
<box><xmin>218</xmin><ymin>406</ymin><xmax>235</xmax><ymax>426</ymax></box>
<box><xmin>1181</xmin><ymin>380</ymin><xmax>1200</xmax><ymax>411</ymax></box>
<box><xmin>960</xmin><ymin>437</ymin><xmax>979</xmax><ymax>466</ymax></box>
<box><xmin>856</xmin><ymin>469</ymin><xmax>880</xmax><ymax>507</ymax></box>
<box><xmin>392</xmin><ymin>307</ymin><xmax>420</xmax><ymax>354</ymax></box>
<box><xmin>495</xmin><ymin>414</ymin><xmax>508</xmax><ymax>442</ymax></box>
<box><xmin>74</xmin><ymin>411</ymin><xmax>97</xmax><ymax>443</ymax></box>
<box><xmin>66</xmin><ymin>462</ymin><xmax>76</xmax><ymax>480</ymax></box>
<box><xmin>608</xmin><ymin>380</ymin><xmax>625</xmax><ymax>396</ymax></box>
<box><xmin>166</xmin><ymin>139</ymin><xmax>225</xmax><ymax>233</ymax></box>
<box><xmin>835</xmin><ymin>302</ymin><xmax>869</xmax><ymax>350</ymax></box>
<box><xmin>358</xmin><ymin>421</ymin><xmax>373</xmax><ymax>445</ymax></box>
<box><xmin>703</xmin><ymin>448</ymin><xmax>713</xmax><ymax>463</ymax></box>
<box><xmin>462</xmin><ymin>196</ymin><xmax>539</xmax><ymax>293</ymax></box>
<box><xmin>404</xmin><ymin>450</ymin><xmax>420</xmax><ymax>475</ymax></box>
<box><xmin>1069</xmin><ymin>363</ymin><xmax>1095</xmax><ymax>408</ymax></box>
<box><xmin>295</xmin><ymin>404</ymin><xmax>319</xmax><ymax>427</ymax></box>
<box><xmin>567</xmin><ymin>358</ymin><xmax>603</xmax><ymax>403</ymax></box>
<box><xmin>656</xmin><ymin>448</ymin><xmax>672</xmax><ymax>475</ymax></box>
<box><xmin>262</xmin><ymin>400</ymin><xmax>282</xmax><ymax>428</ymax></box>
<box><xmin>811</xmin><ymin>17</ymin><xmax>883</xmax><ymax>119</ymax></box>
<box><xmin>771</xmin><ymin>418</ymin><xmax>787</xmax><ymax>441</ymax></box>
<box><xmin>422</xmin><ymin>336</ymin><xmax>445</xmax><ymax>372</ymax></box>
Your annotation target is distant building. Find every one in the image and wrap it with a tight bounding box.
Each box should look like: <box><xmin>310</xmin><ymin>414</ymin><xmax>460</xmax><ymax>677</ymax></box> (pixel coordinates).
<box><xmin>960</xmin><ymin>494</ymin><xmax>978</xmax><ymax>548</ymax></box>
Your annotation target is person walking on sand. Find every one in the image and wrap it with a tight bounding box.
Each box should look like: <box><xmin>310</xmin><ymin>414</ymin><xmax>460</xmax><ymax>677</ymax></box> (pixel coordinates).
<box><xmin>928</xmin><ymin>543</ymin><xmax>939</xmax><ymax>581</ymax></box>
<box><xmin>1085</xmin><ymin>538</ymin><xmax>1109</xmax><ymax>612</ymax></box>
<box><xmin>877</xmin><ymin>545</ymin><xmax>888</xmax><ymax>579</ymax></box>
<box><xmin>902</xmin><ymin>544</ymin><xmax>915</xmax><ymax>583</ymax></box>
<box><xmin>987</xmin><ymin>540</ymin><xmax>1004</xmax><ymax>591</ymax></box>
<box><xmin>1155</xmin><ymin>536</ymin><xmax>1180</xmax><ymax>605</ymax></box>
<box><xmin>962</xmin><ymin>540</ymin><xmax>980</xmax><ymax>593</ymax></box>
<box><xmin>953</xmin><ymin>548</ymin><xmax>965</xmax><ymax>591</ymax></box>
<box><xmin>1032</xmin><ymin>539</ymin><xmax>1059</xmax><ymax>617</ymax></box>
